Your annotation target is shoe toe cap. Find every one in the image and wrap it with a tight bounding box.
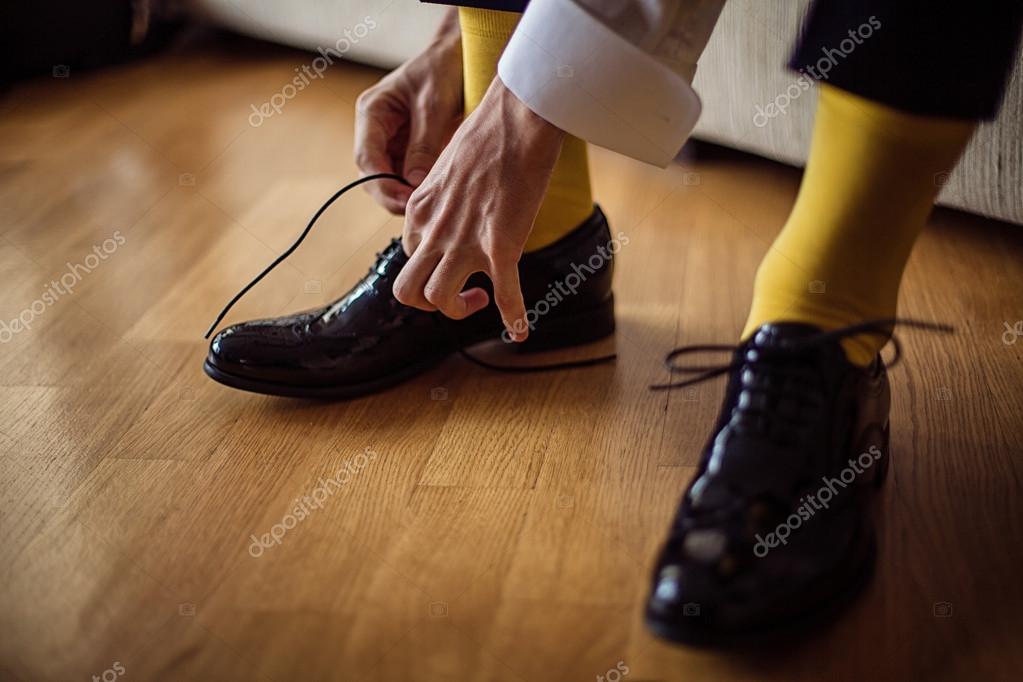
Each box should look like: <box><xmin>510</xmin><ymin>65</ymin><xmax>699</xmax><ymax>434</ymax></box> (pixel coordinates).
<box><xmin>645</xmin><ymin>533</ymin><xmax>778</xmax><ymax>636</ymax></box>
<box><xmin>207</xmin><ymin>318</ymin><xmax>311</xmax><ymax>376</ymax></box>
<box><xmin>208</xmin><ymin>323</ymin><xmax>264</xmax><ymax>370</ymax></box>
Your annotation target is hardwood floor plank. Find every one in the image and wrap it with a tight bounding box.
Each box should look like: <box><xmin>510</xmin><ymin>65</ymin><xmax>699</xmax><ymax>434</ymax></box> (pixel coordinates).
<box><xmin>1</xmin><ymin>33</ymin><xmax>1020</xmax><ymax>682</ymax></box>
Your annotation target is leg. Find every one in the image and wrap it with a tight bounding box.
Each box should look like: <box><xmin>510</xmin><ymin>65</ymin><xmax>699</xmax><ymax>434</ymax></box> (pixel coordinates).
<box><xmin>742</xmin><ymin>83</ymin><xmax>973</xmax><ymax>364</ymax></box>
<box><xmin>743</xmin><ymin>0</ymin><xmax>1023</xmax><ymax>363</ymax></box>
<box><xmin>645</xmin><ymin>0</ymin><xmax>1023</xmax><ymax>644</ymax></box>
<box><xmin>458</xmin><ymin>7</ymin><xmax>594</xmax><ymax>251</ymax></box>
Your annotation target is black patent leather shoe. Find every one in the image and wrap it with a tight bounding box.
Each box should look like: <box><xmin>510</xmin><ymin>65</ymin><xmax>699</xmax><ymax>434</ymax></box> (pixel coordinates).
<box><xmin>204</xmin><ymin>206</ymin><xmax>616</xmax><ymax>399</ymax></box>
<box><xmin>645</xmin><ymin>322</ymin><xmax>897</xmax><ymax>646</ymax></box>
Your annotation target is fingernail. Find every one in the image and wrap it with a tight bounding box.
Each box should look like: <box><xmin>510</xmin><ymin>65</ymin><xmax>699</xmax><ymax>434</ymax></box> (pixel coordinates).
<box><xmin>407</xmin><ymin>169</ymin><xmax>427</xmax><ymax>186</ymax></box>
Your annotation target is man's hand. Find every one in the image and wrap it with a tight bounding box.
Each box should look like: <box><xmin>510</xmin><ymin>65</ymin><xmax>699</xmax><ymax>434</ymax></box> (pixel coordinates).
<box><xmin>354</xmin><ymin>10</ymin><xmax>463</xmax><ymax>214</ymax></box>
<box><xmin>393</xmin><ymin>78</ymin><xmax>565</xmax><ymax>342</ymax></box>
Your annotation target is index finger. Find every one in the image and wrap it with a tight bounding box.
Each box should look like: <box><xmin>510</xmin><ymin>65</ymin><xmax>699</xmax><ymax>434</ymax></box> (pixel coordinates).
<box><xmin>491</xmin><ymin>261</ymin><xmax>528</xmax><ymax>342</ymax></box>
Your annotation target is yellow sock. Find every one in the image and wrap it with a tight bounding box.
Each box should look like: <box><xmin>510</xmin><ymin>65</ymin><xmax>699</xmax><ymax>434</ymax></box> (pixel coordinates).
<box><xmin>458</xmin><ymin>7</ymin><xmax>594</xmax><ymax>252</ymax></box>
<box><xmin>742</xmin><ymin>84</ymin><xmax>974</xmax><ymax>365</ymax></box>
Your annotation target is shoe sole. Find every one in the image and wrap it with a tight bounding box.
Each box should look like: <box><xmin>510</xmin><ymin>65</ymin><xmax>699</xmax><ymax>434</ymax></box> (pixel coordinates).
<box><xmin>204</xmin><ymin>296</ymin><xmax>615</xmax><ymax>400</ymax></box>
<box><xmin>203</xmin><ymin>352</ymin><xmax>449</xmax><ymax>400</ymax></box>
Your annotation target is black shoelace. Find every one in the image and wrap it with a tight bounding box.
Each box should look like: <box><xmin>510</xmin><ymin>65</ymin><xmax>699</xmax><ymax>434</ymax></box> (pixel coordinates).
<box><xmin>650</xmin><ymin>318</ymin><xmax>954</xmax><ymax>391</ymax></box>
<box><xmin>657</xmin><ymin>319</ymin><xmax>956</xmax><ymax>520</ymax></box>
<box><xmin>204</xmin><ymin>173</ymin><xmax>615</xmax><ymax>374</ymax></box>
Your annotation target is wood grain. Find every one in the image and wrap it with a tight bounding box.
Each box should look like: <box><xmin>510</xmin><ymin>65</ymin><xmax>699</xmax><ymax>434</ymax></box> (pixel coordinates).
<box><xmin>1</xmin><ymin>33</ymin><xmax>1021</xmax><ymax>682</ymax></box>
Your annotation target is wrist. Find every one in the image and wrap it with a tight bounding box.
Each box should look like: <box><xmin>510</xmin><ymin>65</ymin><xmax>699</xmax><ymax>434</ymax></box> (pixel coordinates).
<box><xmin>491</xmin><ymin>76</ymin><xmax>565</xmax><ymax>150</ymax></box>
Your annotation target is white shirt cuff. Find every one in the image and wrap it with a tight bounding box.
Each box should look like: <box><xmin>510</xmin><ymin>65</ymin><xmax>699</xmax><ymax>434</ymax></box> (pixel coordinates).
<box><xmin>497</xmin><ymin>0</ymin><xmax>702</xmax><ymax>168</ymax></box>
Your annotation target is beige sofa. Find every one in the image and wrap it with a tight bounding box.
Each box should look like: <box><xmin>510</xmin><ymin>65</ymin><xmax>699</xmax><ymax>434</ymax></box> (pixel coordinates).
<box><xmin>196</xmin><ymin>0</ymin><xmax>1023</xmax><ymax>225</ymax></box>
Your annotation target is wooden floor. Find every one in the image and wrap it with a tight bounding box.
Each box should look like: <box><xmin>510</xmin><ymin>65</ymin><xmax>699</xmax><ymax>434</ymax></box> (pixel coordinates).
<box><xmin>2</xmin><ymin>33</ymin><xmax>1022</xmax><ymax>682</ymax></box>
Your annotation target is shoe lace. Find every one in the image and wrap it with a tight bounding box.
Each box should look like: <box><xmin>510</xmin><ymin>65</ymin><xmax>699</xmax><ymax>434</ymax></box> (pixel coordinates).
<box><xmin>204</xmin><ymin>173</ymin><xmax>615</xmax><ymax>374</ymax></box>
<box><xmin>656</xmin><ymin>319</ymin><xmax>954</xmax><ymax>534</ymax></box>
<box><xmin>649</xmin><ymin>318</ymin><xmax>953</xmax><ymax>392</ymax></box>
<box><xmin>204</xmin><ymin>173</ymin><xmax>410</xmax><ymax>339</ymax></box>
